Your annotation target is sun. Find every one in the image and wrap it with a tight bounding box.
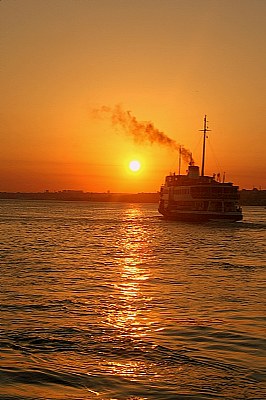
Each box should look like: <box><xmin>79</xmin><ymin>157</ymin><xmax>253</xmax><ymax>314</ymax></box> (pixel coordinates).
<box><xmin>129</xmin><ymin>160</ymin><xmax>141</xmax><ymax>172</ymax></box>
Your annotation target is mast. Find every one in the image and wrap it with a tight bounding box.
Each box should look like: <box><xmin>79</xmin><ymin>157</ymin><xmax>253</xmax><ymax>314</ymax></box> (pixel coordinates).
<box><xmin>178</xmin><ymin>145</ymin><xmax>182</xmax><ymax>175</ymax></box>
<box><xmin>199</xmin><ymin>115</ymin><xmax>211</xmax><ymax>177</ymax></box>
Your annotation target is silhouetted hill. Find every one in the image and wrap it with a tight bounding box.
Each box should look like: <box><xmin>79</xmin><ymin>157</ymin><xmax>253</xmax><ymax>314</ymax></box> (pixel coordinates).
<box><xmin>240</xmin><ymin>189</ymin><xmax>266</xmax><ymax>206</ymax></box>
<box><xmin>0</xmin><ymin>191</ymin><xmax>159</xmax><ymax>203</ymax></box>
<box><xmin>0</xmin><ymin>189</ymin><xmax>265</xmax><ymax>206</ymax></box>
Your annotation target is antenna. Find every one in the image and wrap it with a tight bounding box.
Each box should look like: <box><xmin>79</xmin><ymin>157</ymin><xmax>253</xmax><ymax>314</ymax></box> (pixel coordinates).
<box><xmin>178</xmin><ymin>145</ymin><xmax>182</xmax><ymax>175</ymax></box>
<box><xmin>199</xmin><ymin>115</ymin><xmax>211</xmax><ymax>176</ymax></box>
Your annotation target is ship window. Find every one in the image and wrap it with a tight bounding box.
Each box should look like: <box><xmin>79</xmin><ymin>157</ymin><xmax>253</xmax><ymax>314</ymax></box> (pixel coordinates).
<box><xmin>209</xmin><ymin>201</ymin><xmax>223</xmax><ymax>212</ymax></box>
<box><xmin>224</xmin><ymin>202</ymin><xmax>234</xmax><ymax>212</ymax></box>
<box><xmin>213</xmin><ymin>187</ymin><xmax>223</xmax><ymax>193</ymax></box>
<box><xmin>224</xmin><ymin>187</ymin><xmax>232</xmax><ymax>193</ymax></box>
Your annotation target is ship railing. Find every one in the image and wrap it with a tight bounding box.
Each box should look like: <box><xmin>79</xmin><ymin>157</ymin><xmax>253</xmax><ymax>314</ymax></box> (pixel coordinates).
<box><xmin>191</xmin><ymin>193</ymin><xmax>239</xmax><ymax>199</ymax></box>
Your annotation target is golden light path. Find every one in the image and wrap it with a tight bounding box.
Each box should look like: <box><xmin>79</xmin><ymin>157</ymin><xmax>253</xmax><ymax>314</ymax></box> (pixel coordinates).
<box><xmin>104</xmin><ymin>206</ymin><xmax>159</xmax><ymax>383</ymax></box>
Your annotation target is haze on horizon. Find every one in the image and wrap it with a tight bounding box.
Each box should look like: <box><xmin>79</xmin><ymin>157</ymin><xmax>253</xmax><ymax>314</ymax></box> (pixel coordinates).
<box><xmin>1</xmin><ymin>0</ymin><xmax>266</xmax><ymax>193</ymax></box>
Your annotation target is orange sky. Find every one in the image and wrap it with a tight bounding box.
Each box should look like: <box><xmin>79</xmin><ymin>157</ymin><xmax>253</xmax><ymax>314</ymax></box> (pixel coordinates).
<box><xmin>1</xmin><ymin>0</ymin><xmax>266</xmax><ymax>192</ymax></box>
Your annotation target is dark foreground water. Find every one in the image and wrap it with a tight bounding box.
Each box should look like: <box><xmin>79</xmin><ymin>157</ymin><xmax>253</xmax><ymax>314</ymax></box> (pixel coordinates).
<box><xmin>0</xmin><ymin>200</ymin><xmax>265</xmax><ymax>400</ymax></box>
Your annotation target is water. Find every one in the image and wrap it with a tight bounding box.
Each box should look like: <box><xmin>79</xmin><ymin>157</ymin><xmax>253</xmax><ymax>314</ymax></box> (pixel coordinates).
<box><xmin>0</xmin><ymin>200</ymin><xmax>265</xmax><ymax>400</ymax></box>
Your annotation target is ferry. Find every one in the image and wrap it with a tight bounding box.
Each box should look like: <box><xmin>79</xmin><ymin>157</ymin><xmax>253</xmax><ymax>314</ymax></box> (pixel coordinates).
<box><xmin>158</xmin><ymin>116</ymin><xmax>243</xmax><ymax>222</ymax></box>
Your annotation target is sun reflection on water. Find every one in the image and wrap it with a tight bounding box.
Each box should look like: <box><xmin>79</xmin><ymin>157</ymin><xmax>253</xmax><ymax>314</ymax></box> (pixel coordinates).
<box><xmin>102</xmin><ymin>206</ymin><xmax>158</xmax><ymax>382</ymax></box>
<box><xmin>105</xmin><ymin>206</ymin><xmax>154</xmax><ymax>338</ymax></box>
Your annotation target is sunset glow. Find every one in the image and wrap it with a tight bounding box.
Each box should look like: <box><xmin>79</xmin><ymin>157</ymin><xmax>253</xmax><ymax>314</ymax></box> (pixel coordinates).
<box><xmin>129</xmin><ymin>160</ymin><xmax>141</xmax><ymax>172</ymax></box>
<box><xmin>1</xmin><ymin>1</ymin><xmax>265</xmax><ymax>192</ymax></box>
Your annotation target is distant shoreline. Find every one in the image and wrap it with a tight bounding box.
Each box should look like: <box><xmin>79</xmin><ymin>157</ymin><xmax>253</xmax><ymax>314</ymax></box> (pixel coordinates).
<box><xmin>0</xmin><ymin>190</ymin><xmax>265</xmax><ymax>206</ymax></box>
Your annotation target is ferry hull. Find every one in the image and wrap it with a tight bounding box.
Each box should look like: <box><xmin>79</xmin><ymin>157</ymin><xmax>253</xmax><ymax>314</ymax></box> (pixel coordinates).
<box><xmin>159</xmin><ymin>209</ymin><xmax>243</xmax><ymax>222</ymax></box>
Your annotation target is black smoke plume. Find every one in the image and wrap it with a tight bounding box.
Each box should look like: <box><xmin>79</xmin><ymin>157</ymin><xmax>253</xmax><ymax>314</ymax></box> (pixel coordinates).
<box><xmin>92</xmin><ymin>104</ymin><xmax>193</xmax><ymax>163</ymax></box>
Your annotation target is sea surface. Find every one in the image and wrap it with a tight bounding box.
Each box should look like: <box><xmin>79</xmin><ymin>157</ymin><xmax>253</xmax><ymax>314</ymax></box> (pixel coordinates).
<box><xmin>0</xmin><ymin>200</ymin><xmax>265</xmax><ymax>400</ymax></box>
